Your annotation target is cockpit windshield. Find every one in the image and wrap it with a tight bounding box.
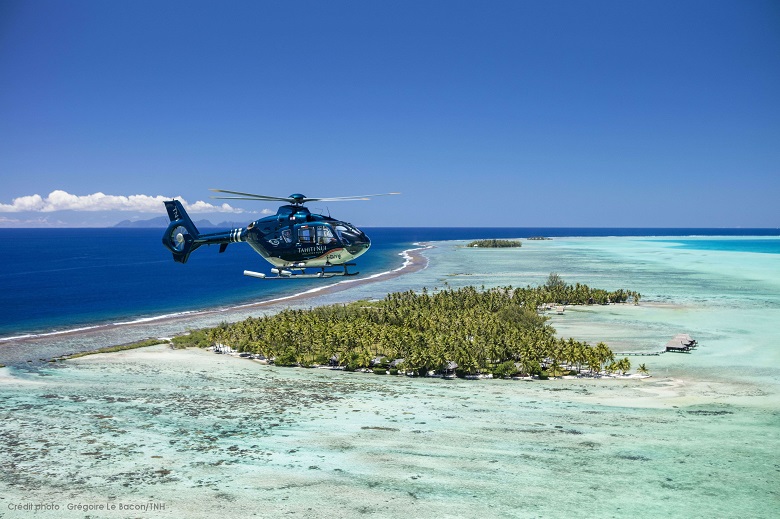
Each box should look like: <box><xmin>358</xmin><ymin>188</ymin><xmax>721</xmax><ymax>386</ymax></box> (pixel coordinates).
<box><xmin>335</xmin><ymin>224</ymin><xmax>360</xmax><ymax>245</ymax></box>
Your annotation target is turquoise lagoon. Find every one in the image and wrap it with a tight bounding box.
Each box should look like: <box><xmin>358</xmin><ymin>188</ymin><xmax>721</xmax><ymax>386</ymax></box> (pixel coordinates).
<box><xmin>1</xmin><ymin>236</ymin><xmax>778</xmax><ymax>518</ymax></box>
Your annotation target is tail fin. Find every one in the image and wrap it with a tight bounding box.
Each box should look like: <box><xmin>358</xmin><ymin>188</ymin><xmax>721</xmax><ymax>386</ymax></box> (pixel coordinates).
<box><xmin>162</xmin><ymin>200</ymin><xmax>201</xmax><ymax>263</ymax></box>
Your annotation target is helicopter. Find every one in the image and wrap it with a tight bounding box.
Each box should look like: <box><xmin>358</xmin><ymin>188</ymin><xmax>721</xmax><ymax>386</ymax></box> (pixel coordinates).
<box><xmin>162</xmin><ymin>189</ymin><xmax>399</xmax><ymax>279</ymax></box>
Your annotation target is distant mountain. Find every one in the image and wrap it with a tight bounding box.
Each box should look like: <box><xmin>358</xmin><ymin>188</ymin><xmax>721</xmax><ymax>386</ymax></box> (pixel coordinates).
<box><xmin>113</xmin><ymin>217</ymin><xmax>248</xmax><ymax>229</ymax></box>
<box><xmin>114</xmin><ymin>216</ymin><xmax>169</xmax><ymax>228</ymax></box>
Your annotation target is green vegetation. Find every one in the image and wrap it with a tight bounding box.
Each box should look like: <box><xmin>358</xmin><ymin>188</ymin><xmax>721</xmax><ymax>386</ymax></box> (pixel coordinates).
<box><xmin>542</xmin><ymin>272</ymin><xmax>640</xmax><ymax>306</ymax></box>
<box><xmin>545</xmin><ymin>272</ymin><xmax>566</xmax><ymax>291</ymax></box>
<box><xmin>206</xmin><ymin>279</ymin><xmax>638</xmax><ymax>378</ymax></box>
<box><xmin>466</xmin><ymin>239</ymin><xmax>522</xmax><ymax>248</ymax></box>
<box><xmin>607</xmin><ymin>357</ymin><xmax>632</xmax><ymax>375</ymax></box>
<box><xmin>171</xmin><ymin>329</ymin><xmax>213</xmax><ymax>349</ymax></box>
<box><xmin>61</xmin><ymin>338</ymin><xmax>169</xmax><ymax>360</ymax></box>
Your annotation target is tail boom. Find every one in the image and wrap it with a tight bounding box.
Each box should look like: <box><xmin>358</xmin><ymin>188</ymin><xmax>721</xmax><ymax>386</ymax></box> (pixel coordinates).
<box><xmin>162</xmin><ymin>200</ymin><xmax>246</xmax><ymax>263</ymax></box>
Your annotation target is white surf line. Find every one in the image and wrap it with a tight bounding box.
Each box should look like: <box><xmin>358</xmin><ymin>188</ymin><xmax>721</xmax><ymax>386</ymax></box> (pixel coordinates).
<box><xmin>110</xmin><ymin>310</ymin><xmax>202</xmax><ymax>326</ymax></box>
<box><xmin>393</xmin><ymin>243</ymin><xmax>432</xmax><ymax>272</ymax></box>
<box><xmin>0</xmin><ymin>325</ymin><xmax>105</xmax><ymax>343</ymax></box>
<box><xmin>0</xmin><ymin>311</ymin><xmax>208</xmax><ymax>343</ymax></box>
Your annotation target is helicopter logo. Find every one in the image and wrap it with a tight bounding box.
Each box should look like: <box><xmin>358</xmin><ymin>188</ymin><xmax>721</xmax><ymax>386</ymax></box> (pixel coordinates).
<box><xmin>162</xmin><ymin>189</ymin><xmax>399</xmax><ymax>279</ymax></box>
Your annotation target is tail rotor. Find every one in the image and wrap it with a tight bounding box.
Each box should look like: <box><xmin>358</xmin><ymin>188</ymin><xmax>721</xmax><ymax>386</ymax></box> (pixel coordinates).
<box><xmin>162</xmin><ymin>200</ymin><xmax>201</xmax><ymax>263</ymax></box>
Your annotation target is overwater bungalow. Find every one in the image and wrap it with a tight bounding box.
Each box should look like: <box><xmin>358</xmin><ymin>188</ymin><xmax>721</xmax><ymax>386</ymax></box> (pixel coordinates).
<box><xmin>665</xmin><ymin>334</ymin><xmax>697</xmax><ymax>353</ymax></box>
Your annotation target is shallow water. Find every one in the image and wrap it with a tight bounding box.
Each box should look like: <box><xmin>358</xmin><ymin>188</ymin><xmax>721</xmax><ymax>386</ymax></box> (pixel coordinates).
<box><xmin>1</xmin><ymin>347</ymin><xmax>777</xmax><ymax>518</ymax></box>
<box><xmin>419</xmin><ymin>237</ymin><xmax>780</xmax><ymax>380</ymax></box>
<box><xmin>2</xmin><ymin>236</ymin><xmax>779</xmax><ymax>518</ymax></box>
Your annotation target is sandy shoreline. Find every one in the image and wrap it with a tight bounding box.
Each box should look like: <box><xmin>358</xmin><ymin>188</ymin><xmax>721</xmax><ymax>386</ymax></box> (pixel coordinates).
<box><xmin>0</xmin><ymin>245</ymin><xmax>431</xmax><ymax>364</ymax></box>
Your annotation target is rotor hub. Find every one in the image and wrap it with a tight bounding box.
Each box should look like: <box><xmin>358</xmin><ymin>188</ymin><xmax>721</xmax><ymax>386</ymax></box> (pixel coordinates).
<box><xmin>288</xmin><ymin>193</ymin><xmax>306</xmax><ymax>205</ymax></box>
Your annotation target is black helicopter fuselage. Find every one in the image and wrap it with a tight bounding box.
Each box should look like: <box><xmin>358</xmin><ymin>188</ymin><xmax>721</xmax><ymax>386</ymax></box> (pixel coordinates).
<box><xmin>241</xmin><ymin>204</ymin><xmax>371</xmax><ymax>267</ymax></box>
<box><xmin>161</xmin><ymin>200</ymin><xmax>371</xmax><ymax>269</ymax></box>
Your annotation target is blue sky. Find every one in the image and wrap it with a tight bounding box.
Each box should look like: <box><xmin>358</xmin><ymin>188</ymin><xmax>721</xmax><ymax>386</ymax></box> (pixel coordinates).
<box><xmin>1</xmin><ymin>0</ymin><xmax>778</xmax><ymax>227</ymax></box>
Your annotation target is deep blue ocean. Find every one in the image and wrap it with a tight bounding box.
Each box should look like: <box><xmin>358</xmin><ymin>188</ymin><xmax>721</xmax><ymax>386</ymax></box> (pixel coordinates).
<box><xmin>0</xmin><ymin>227</ymin><xmax>777</xmax><ymax>339</ymax></box>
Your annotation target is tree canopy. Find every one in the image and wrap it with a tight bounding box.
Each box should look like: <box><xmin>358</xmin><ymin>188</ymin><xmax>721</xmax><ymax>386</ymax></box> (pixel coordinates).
<box><xmin>466</xmin><ymin>239</ymin><xmax>522</xmax><ymax>248</ymax></box>
<box><xmin>192</xmin><ymin>280</ymin><xmax>636</xmax><ymax>378</ymax></box>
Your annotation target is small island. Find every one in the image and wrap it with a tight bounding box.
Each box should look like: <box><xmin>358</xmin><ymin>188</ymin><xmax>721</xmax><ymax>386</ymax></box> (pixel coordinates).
<box><xmin>466</xmin><ymin>239</ymin><xmax>522</xmax><ymax>248</ymax></box>
<box><xmin>175</xmin><ymin>277</ymin><xmax>640</xmax><ymax>379</ymax></box>
<box><xmin>527</xmin><ymin>236</ymin><xmax>552</xmax><ymax>240</ymax></box>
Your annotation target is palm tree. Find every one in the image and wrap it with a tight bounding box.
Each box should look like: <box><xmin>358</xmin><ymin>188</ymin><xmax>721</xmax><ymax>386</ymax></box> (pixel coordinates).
<box><xmin>594</xmin><ymin>342</ymin><xmax>614</xmax><ymax>373</ymax></box>
<box><xmin>549</xmin><ymin>359</ymin><xmax>563</xmax><ymax>378</ymax></box>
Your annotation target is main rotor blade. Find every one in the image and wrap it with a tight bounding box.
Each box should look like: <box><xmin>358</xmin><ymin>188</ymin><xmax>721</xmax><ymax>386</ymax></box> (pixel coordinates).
<box><xmin>209</xmin><ymin>189</ymin><xmax>292</xmax><ymax>202</ymax></box>
<box><xmin>315</xmin><ymin>192</ymin><xmax>401</xmax><ymax>202</ymax></box>
<box><xmin>210</xmin><ymin>196</ymin><xmax>287</xmax><ymax>201</ymax></box>
<box><xmin>209</xmin><ymin>189</ymin><xmax>400</xmax><ymax>204</ymax></box>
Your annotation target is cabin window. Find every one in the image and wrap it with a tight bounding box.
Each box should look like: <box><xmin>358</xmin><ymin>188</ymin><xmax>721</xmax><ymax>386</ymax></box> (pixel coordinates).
<box><xmin>316</xmin><ymin>226</ymin><xmax>335</xmax><ymax>244</ymax></box>
<box><xmin>298</xmin><ymin>227</ymin><xmax>314</xmax><ymax>244</ymax></box>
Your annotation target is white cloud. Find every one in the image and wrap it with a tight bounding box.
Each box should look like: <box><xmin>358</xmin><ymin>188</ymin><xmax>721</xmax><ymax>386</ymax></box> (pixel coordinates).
<box><xmin>0</xmin><ymin>190</ymin><xmax>254</xmax><ymax>214</ymax></box>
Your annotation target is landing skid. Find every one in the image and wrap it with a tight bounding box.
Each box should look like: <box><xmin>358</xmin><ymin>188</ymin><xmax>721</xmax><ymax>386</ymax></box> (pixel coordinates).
<box><xmin>244</xmin><ymin>263</ymin><xmax>359</xmax><ymax>280</ymax></box>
